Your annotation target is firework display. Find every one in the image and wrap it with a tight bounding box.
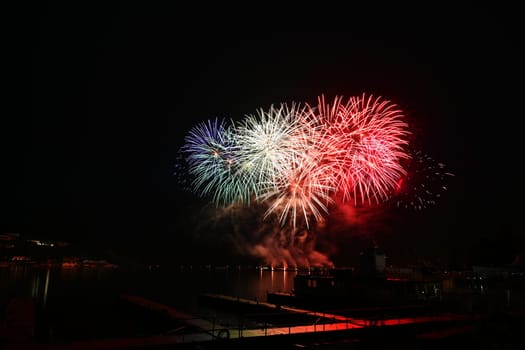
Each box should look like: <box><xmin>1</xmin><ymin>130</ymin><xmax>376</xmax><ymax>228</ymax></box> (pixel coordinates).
<box><xmin>390</xmin><ymin>150</ymin><xmax>455</xmax><ymax>210</ymax></box>
<box><xmin>310</xmin><ymin>94</ymin><xmax>410</xmax><ymax>205</ymax></box>
<box><xmin>178</xmin><ymin>93</ymin><xmax>438</xmax><ymax>227</ymax></box>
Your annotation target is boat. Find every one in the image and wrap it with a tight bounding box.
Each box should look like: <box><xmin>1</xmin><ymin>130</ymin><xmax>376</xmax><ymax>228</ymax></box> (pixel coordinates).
<box><xmin>267</xmin><ymin>246</ymin><xmax>442</xmax><ymax>310</ymax></box>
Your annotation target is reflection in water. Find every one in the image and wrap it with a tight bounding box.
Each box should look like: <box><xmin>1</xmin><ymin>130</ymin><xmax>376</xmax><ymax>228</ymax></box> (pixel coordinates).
<box><xmin>1</xmin><ymin>265</ymin><xmax>297</xmax><ymax>316</ymax></box>
<box><xmin>0</xmin><ymin>266</ymin><xmax>296</xmax><ymax>323</ymax></box>
<box><xmin>31</xmin><ymin>274</ymin><xmax>40</xmax><ymax>298</ymax></box>
<box><xmin>29</xmin><ymin>268</ymin><xmax>51</xmax><ymax>303</ymax></box>
<box><xmin>1</xmin><ymin>265</ymin><xmax>119</xmax><ymax>309</ymax></box>
<box><xmin>0</xmin><ymin>266</ymin><xmax>303</xmax><ymax>341</ymax></box>
<box><xmin>43</xmin><ymin>268</ymin><xmax>50</xmax><ymax>308</ymax></box>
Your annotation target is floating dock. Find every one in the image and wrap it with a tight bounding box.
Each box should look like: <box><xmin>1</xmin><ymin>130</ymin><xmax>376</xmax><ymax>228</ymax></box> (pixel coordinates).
<box><xmin>4</xmin><ymin>293</ymin><xmax>523</xmax><ymax>349</ymax></box>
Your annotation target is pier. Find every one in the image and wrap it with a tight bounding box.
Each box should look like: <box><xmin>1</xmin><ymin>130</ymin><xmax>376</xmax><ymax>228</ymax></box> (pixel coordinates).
<box><xmin>3</xmin><ymin>293</ymin><xmax>524</xmax><ymax>349</ymax></box>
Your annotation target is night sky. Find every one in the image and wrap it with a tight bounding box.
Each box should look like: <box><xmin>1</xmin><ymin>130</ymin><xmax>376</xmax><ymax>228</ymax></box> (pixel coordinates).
<box><xmin>5</xmin><ymin>4</ymin><xmax>520</xmax><ymax>267</ymax></box>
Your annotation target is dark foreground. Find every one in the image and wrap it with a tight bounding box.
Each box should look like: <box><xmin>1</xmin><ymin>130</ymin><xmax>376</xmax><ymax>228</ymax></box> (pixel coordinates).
<box><xmin>2</xmin><ymin>293</ymin><xmax>525</xmax><ymax>350</ymax></box>
<box><xmin>162</xmin><ymin>314</ymin><xmax>525</xmax><ymax>350</ymax></box>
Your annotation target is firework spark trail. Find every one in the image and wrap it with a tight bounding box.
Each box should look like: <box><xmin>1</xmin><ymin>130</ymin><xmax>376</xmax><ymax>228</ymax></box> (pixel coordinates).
<box><xmin>179</xmin><ymin>93</ymin><xmax>412</xmax><ymax>228</ymax></box>
<box><xmin>390</xmin><ymin>150</ymin><xmax>455</xmax><ymax>210</ymax></box>
<box><xmin>259</xmin><ymin>155</ymin><xmax>335</xmax><ymax>229</ymax></box>
<box><xmin>182</xmin><ymin>118</ymin><xmax>253</xmax><ymax>205</ymax></box>
<box><xmin>231</xmin><ymin>103</ymin><xmax>315</xmax><ymax>201</ymax></box>
<box><xmin>240</xmin><ymin>103</ymin><xmax>335</xmax><ymax>229</ymax></box>
<box><xmin>312</xmin><ymin>94</ymin><xmax>410</xmax><ymax>206</ymax></box>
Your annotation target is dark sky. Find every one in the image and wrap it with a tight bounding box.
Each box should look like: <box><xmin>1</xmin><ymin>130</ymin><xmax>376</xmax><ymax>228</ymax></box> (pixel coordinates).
<box><xmin>5</xmin><ymin>4</ymin><xmax>521</xmax><ymax>266</ymax></box>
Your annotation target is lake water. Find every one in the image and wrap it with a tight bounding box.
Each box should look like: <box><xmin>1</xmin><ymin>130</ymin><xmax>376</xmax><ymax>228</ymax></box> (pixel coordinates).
<box><xmin>2</xmin><ymin>264</ymin><xmax>525</xmax><ymax>347</ymax></box>
<box><xmin>0</xmin><ymin>264</ymin><xmax>297</xmax><ymax>342</ymax></box>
